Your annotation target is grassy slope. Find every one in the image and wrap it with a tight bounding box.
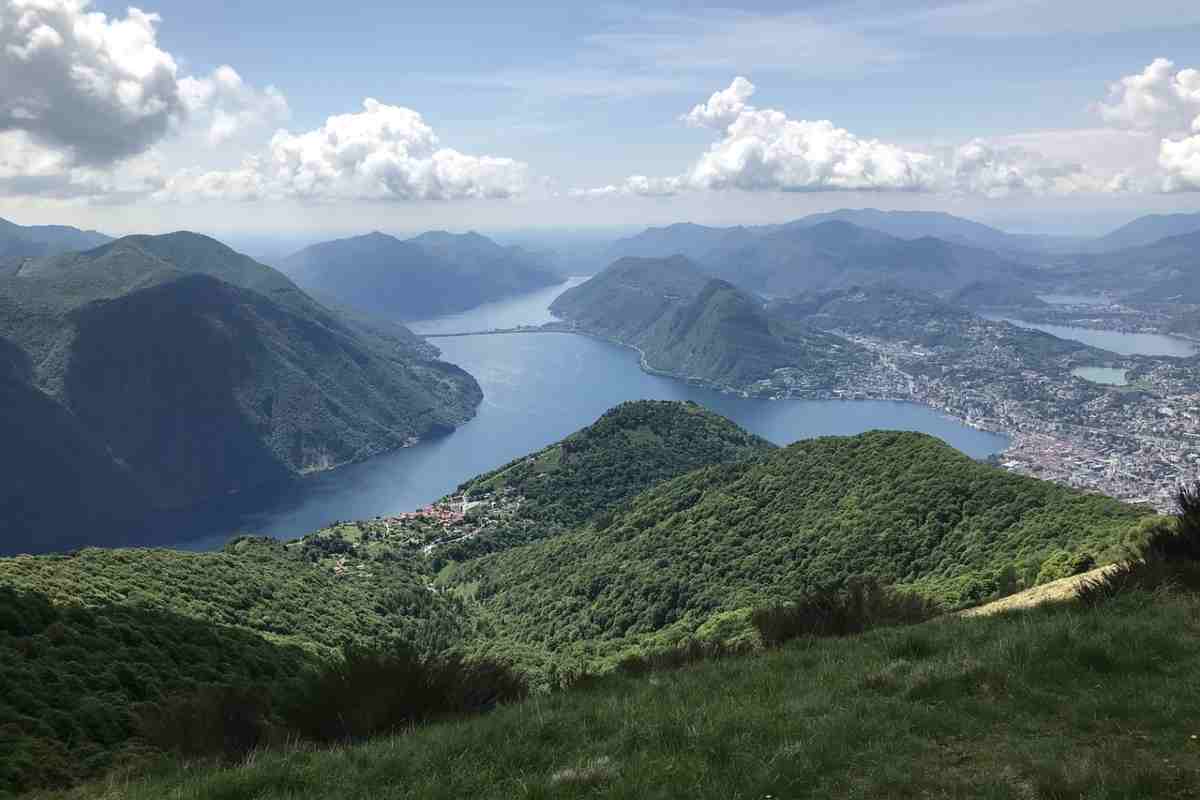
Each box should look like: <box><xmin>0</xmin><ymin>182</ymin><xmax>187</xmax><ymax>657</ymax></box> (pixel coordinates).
<box><xmin>45</xmin><ymin>589</ymin><xmax>1200</xmax><ymax>800</ymax></box>
<box><xmin>459</xmin><ymin>431</ymin><xmax>1146</xmax><ymax>663</ymax></box>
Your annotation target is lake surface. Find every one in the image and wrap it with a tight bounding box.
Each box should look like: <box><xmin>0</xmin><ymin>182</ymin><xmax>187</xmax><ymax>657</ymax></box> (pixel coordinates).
<box><xmin>984</xmin><ymin>316</ymin><xmax>1197</xmax><ymax>357</ymax></box>
<box><xmin>1072</xmin><ymin>366</ymin><xmax>1129</xmax><ymax>386</ymax></box>
<box><xmin>1036</xmin><ymin>293</ymin><xmax>1114</xmax><ymax>306</ymax></box>
<box><xmin>68</xmin><ymin>280</ymin><xmax>1010</xmax><ymax>553</ymax></box>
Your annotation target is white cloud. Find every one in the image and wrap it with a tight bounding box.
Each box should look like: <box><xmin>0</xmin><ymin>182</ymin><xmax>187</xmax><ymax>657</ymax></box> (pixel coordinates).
<box><xmin>160</xmin><ymin>99</ymin><xmax>528</xmax><ymax>204</ymax></box>
<box><xmin>682</xmin><ymin>76</ymin><xmax>755</xmax><ymax>129</ymax></box>
<box><xmin>266</xmin><ymin>99</ymin><xmax>526</xmax><ymax>201</ymax></box>
<box><xmin>1095</xmin><ymin>59</ymin><xmax>1200</xmax><ymax>192</ymax></box>
<box><xmin>686</xmin><ymin>110</ymin><xmax>938</xmax><ymax>192</ymax></box>
<box><xmin>1160</xmin><ymin>135</ymin><xmax>1200</xmax><ymax>192</ymax></box>
<box><xmin>948</xmin><ymin>139</ymin><xmax>1132</xmax><ymax>197</ymax></box>
<box><xmin>569</xmin><ymin>175</ymin><xmax>685</xmax><ymax>198</ymax></box>
<box><xmin>179</xmin><ymin>65</ymin><xmax>290</xmax><ymax>146</ymax></box>
<box><xmin>1096</xmin><ymin>58</ymin><xmax>1200</xmax><ymax>134</ymax></box>
<box><xmin>0</xmin><ymin>0</ymin><xmax>184</xmax><ymax>165</ymax></box>
<box><xmin>576</xmin><ymin>78</ymin><xmax>1127</xmax><ymax>199</ymax></box>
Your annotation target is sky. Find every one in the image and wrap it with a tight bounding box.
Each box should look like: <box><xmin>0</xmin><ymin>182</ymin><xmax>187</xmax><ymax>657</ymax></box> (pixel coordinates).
<box><xmin>2</xmin><ymin>0</ymin><xmax>1200</xmax><ymax>241</ymax></box>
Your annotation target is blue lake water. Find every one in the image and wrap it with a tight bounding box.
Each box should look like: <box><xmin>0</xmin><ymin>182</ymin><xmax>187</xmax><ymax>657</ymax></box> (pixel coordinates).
<box><xmin>984</xmin><ymin>316</ymin><xmax>1197</xmax><ymax>358</ymax></box>
<box><xmin>55</xmin><ymin>280</ymin><xmax>1010</xmax><ymax>554</ymax></box>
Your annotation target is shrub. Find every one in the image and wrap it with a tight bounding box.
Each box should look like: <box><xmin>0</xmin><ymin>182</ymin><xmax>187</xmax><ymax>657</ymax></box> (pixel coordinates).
<box><xmin>281</xmin><ymin>644</ymin><xmax>527</xmax><ymax>743</ymax></box>
<box><xmin>1077</xmin><ymin>481</ymin><xmax>1200</xmax><ymax>605</ymax></box>
<box><xmin>751</xmin><ymin>579</ymin><xmax>941</xmax><ymax>647</ymax></box>
<box><xmin>135</xmin><ymin>685</ymin><xmax>274</xmax><ymax>760</ymax></box>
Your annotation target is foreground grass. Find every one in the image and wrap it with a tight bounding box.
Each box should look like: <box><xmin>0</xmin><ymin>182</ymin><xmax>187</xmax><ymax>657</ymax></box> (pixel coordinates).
<box><xmin>46</xmin><ymin>590</ymin><xmax>1200</xmax><ymax>800</ymax></box>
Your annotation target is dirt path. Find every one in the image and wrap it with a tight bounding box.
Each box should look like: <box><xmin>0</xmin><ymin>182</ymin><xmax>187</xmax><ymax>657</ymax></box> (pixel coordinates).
<box><xmin>960</xmin><ymin>565</ymin><xmax>1116</xmax><ymax>617</ymax></box>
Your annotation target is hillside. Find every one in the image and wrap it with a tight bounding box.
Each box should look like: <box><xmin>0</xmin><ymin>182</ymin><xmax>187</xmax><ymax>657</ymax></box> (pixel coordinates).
<box><xmin>282</xmin><ymin>230</ymin><xmax>560</xmax><ymax>320</ymax></box>
<box><xmin>44</xmin><ymin>588</ymin><xmax>1200</xmax><ymax>800</ymax></box>
<box><xmin>551</xmin><ymin>257</ymin><xmax>862</xmax><ymax>390</ymax></box>
<box><xmin>458</xmin><ymin>431</ymin><xmax>1145</xmax><ymax>660</ymax></box>
<box><xmin>0</xmin><ymin>233</ymin><xmax>481</xmax><ymax>552</ymax></box>
<box><xmin>0</xmin><ymin>537</ymin><xmax>466</xmax><ymax>792</ymax></box>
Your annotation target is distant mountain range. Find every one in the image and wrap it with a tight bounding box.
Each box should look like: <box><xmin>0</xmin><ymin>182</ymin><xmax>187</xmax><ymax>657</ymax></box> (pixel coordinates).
<box><xmin>0</xmin><ymin>232</ymin><xmax>481</xmax><ymax>553</ymax></box>
<box><xmin>607</xmin><ymin>208</ymin><xmax>1200</xmax><ymax>267</ymax></box>
<box><xmin>550</xmin><ymin>255</ymin><xmax>862</xmax><ymax>390</ymax></box>
<box><xmin>607</xmin><ymin>218</ymin><xmax>1037</xmax><ymax>299</ymax></box>
<box><xmin>281</xmin><ymin>230</ymin><xmax>561</xmax><ymax>320</ymax></box>
<box><xmin>0</xmin><ymin>217</ymin><xmax>112</xmax><ymax>271</ymax></box>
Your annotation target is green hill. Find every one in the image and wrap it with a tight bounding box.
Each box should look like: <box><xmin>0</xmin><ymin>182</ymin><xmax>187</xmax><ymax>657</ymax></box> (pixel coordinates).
<box><xmin>459</xmin><ymin>431</ymin><xmax>1145</xmax><ymax>661</ymax></box>
<box><xmin>551</xmin><ymin>257</ymin><xmax>861</xmax><ymax>390</ymax></box>
<box><xmin>38</xmin><ymin>587</ymin><xmax>1200</xmax><ymax>800</ymax></box>
<box><xmin>461</xmin><ymin>401</ymin><xmax>773</xmax><ymax>525</ymax></box>
<box><xmin>0</xmin><ymin>233</ymin><xmax>481</xmax><ymax>552</ymax></box>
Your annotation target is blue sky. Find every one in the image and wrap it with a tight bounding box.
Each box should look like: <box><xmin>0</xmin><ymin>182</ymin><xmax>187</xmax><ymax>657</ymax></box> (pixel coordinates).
<box><xmin>2</xmin><ymin>0</ymin><xmax>1199</xmax><ymax>239</ymax></box>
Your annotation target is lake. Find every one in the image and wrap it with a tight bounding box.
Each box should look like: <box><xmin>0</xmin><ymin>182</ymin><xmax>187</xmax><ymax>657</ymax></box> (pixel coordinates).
<box><xmin>63</xmin><ymin>280</ymin><xmax>1010</xmax><ymax>553</ymax></box>
<box><xmin>984</xmin><ymin>316</ymin><xmax>1197</xmax><ymax>357</ymax></box>
<box><xmin>1072</xmin><ymin>367</ymin><xmax>1129</xmax><ymax>386</ymax></box>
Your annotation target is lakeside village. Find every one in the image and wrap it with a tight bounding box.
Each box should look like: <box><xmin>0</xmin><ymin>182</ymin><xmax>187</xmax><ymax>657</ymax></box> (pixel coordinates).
<box><xmin>315</xmin><ymin>487</ymin><xmax>528</xmax><ymax>578</ymax></box>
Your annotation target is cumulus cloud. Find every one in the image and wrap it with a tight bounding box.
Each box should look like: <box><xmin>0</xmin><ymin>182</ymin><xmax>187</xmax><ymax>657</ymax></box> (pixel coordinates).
<box><xmin>1160</xmin><ymin>135</ymin><xmax>1200</xmax><ymax>192</ymax></box>
<box><xmin>682</xmin><ymin>76</ymin><xmax>756</xmax><ymax>129</ymax></box>
<box><xmin>159</xmin><ymin>99</ymin><xmax>528</xmax><ymax>203</ymax></box>
<box><xmin>266</xmin><ymin>99</ymin><xmax>526</xmax><ymax>201</ymax></box>
<box><xmin>0</xmin><ymin>0</ymin><xmax>184</xmax><ymax>165</ymax></box>
<box><xmin>948</xmin><ymin>139</ymin><xmax>1132</xmax><ymax>197</ymax></box>
<box><xmin>1096</xmin><ymin>58</ymin><xmax>1200</xmax><ymax>192</ymax></box>
<box><xmin>179</xmin><ymin>66</ymin><xmax>290</xmax><ymax>146</ymax></box>
<box><xmin>687</xmin><ymin>111</ymin><xmax>938</xmax><ymax>192</ymax></box>
<box><xmin>576</xmin><ymin>78</ymin><xmax>1121</xmax><ymax>199</ymax></box>
<box><xmin>1096</xmin><ymin>58</ymin><xmax>1200</xmax><ymax>134</ymax></box>
<box><xmin>0</xmin><ymin>0</ymin><xmax>291</xmax><ymax>201</ymax></box>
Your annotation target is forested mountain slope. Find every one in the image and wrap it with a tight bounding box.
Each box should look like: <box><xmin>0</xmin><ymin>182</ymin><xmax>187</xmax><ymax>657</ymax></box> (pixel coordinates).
<box><xmin>551</xmin><ymin>257</ymin><xmax>862</xmax><ymax>390</ymax></box>
<box><xmin>0</xmin><ymin>233</ymin><xmax>480</xmax><ymax>552</ymax></box>
<box><xmin>459</xmin><ymin>431</ymin><xmax>1145</xmax><ymax>659</ymax></box>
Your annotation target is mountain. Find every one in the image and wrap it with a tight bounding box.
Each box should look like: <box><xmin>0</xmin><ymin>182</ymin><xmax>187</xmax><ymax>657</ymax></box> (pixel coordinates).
<box><xmin>550</xmin><ymin>256</ymin><xmax>861</xmax><ymax>390</ymax></box>
<box><xmin>1091</xmin><ymin>211</ymin><xmax>1200</xmax><ymax>252</ymax></box>
<box><xmin>281</xmin><ymin>230</ymin><xmax>561</xmax><ymax>320</ymax></box>
<box><xmin>786</xmin><ymin>208</ymin><xmax>1086</xmax><ymax>254</ymax></box>
<box><xmin>699</xmin><ymin>220</ymin><xmax>1038</xmax><ymax>298</ymax></box>
<box><xmin>0</xmin><ymin>232</ymin><xmax>481</xmax><ymax>552</ymax></box>
<box><xmin>604</xmin><ymin>211</ymin><xmax>1081</xmax><ymax>269</ymax></box>
<box><xmin>1066</xmin><ymin>231</ymin><xmax>1200</xmax><ymax>302</ymax></box>
<box><xmin>459</xmin><ymin>430</ymin><xmax>1145</xmax><ymax>657</ymax></box>
<box><xmin>0</xmin><ymin>216</ymin><xmax>111</xmax><ymax>273</ymax></box>
<box><xmin>604</xmin><ymin>222</ymin><xmax>757</xmax><ymax>263</ymax></box>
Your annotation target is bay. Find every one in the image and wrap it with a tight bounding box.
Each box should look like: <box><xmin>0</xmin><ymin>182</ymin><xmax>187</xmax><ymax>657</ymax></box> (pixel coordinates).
<box><xmin>65</xmin><ymin>280</ymin><xmax>1010</xmax><ymax>554</ymax></box>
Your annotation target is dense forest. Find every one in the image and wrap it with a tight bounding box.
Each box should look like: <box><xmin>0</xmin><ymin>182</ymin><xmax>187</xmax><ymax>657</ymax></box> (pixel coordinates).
<box><xmin>456</xmin><ymin>430</ymin><xmax>1147</xmax><ymax>663</ymax></box>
